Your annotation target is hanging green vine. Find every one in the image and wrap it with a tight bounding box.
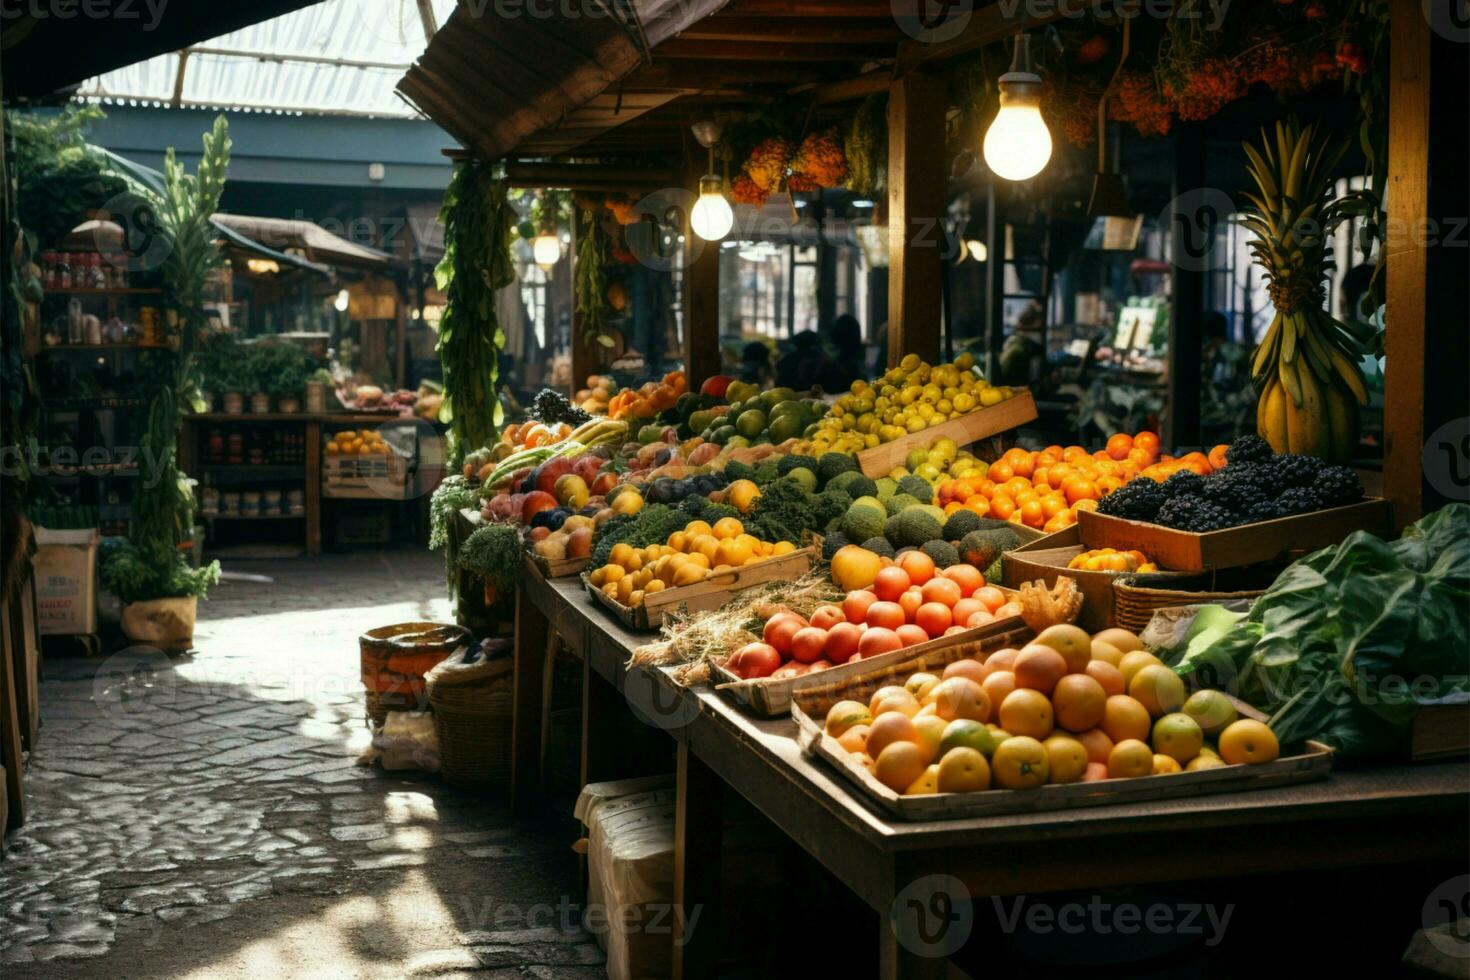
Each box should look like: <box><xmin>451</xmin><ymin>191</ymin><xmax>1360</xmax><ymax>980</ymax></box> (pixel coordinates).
<box><xmin>844</xmin><ymin>93</ymin><xmax>889</xmax><ymax>197</ymax></box>
<box><xmin>575</xmin><ymin>208</ymin><xmax>615</xmax><ymax>351</ymax></box>
<box><xmin>435</xmin><ymin>160</ymin><xmax>514</xmax><ymax>468</ymax></box>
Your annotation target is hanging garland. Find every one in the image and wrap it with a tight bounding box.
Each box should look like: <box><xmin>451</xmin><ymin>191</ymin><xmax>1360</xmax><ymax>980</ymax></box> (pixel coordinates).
<box><xmin>844</xmin><ymin>93</ymin><xmax>888</xmax><ymax>198</ymax></box>
<box><xmin>435</xmin><ymin>160</ymin><xmax>514</xmax><ymax>468</ymax></box>
<box><xmin>575</xmin><ymin>208</ymin><xmax>616</xmax><ymax>351</ymax></box>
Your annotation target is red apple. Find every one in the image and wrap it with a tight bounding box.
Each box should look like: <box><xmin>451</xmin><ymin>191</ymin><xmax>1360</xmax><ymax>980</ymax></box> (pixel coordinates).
<box><xmin>521</xmin><ymin>491</ymin><xmax>557</xmax><ymax>523</ymax></box>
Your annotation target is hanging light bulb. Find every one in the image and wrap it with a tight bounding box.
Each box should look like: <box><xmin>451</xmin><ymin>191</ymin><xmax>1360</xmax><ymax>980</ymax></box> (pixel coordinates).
<box><xmin>691</xmin><ymin>175</ymin><xmax>734</xmax><ymax>241</ymax></box>
<box><xmin>982</xmin><ymin>34</ymin><xmax>1052</xmax><ymax>182</ymax></box>
<box><xmin>532</xmin><ymin>222</ymin><xmax>561</xmax><ymax>267</ymax></box>
<box><xmin>688</xmin><ymin>120</ymin><xmax>733</xmax><ymax>241</ymax></box>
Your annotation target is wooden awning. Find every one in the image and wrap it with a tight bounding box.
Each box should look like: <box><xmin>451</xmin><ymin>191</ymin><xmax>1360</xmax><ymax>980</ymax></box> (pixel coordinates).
<box><xmin>399</xmin><ymin>0</ymin><xmax>1059</xmax><ymax>163</ymax></box>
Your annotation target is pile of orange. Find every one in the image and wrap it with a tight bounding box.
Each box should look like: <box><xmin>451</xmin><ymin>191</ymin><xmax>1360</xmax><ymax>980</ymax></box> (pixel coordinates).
<box><xmin>607</xmin><ymin>371</ymin><xmax>687</xmax><ymax>420</ymax></box>
<box><xmin>936</xmin><ymin>432</ymin><xmax>1229</xmax><ymax>532</ymax></box>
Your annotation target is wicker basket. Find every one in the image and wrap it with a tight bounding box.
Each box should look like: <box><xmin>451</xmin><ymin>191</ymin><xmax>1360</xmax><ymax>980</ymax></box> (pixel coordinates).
<box><xmin>360</xmin><ymin>622</ymin><xmax>470</xmax><ymax>727</ymax></box>
<box><xmin>426</xmin><ymin>644</ymin><xmax>514</xmax><ymax>789</ymax></box>
<box><xmin>1112</xmin><ymin>575</ymin><xmax>1265</xmax><ymax>634</ymax></box>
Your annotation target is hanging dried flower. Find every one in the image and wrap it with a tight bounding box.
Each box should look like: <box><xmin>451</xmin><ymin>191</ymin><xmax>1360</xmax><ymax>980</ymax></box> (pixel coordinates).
<box><xmin>790</xmin><ymin>131</ymin><xmax>849</xmax><ymax>188</ymax></box>
<box><xmin>1042</xmin><ymin>75</ymin><xmax>1104</xmax><ymax>148</ymax></box>
<box><xmin>731</xmin><ymin>173</ymin><xmax>770</xmax><ymax>206</ymax></box>
<box><xmin>744</xmin><ymin>137</ymin><xmax>793</xmax><ymax>192</ymax></box>
<box><xmin>605</xmin><ymin>197</ymin><xmax>640</xmax><ymax>226</ymax></box>
<box><xmin>1110</xmin><ymin>70</ymin><xmax>1173</xmax><ymax>138</ymax></box>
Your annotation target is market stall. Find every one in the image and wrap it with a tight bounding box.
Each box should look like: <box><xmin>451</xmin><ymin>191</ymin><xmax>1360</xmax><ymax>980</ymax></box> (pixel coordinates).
<box><xmin>378</xmin><ymin>0</ymin><xmax>1469</xmax><ymax>975</ymax></box>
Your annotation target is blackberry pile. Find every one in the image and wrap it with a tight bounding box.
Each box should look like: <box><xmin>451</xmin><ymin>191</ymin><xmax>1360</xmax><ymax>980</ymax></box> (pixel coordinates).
<box><xmin>1099</xmin><ymin>435</ymin><xmax>1363</xmax><ymax>533</ymax></box>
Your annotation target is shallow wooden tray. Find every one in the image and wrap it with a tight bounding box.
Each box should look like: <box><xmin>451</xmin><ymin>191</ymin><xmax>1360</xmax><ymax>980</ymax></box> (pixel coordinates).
<box><xmin>792</xmin><ymin>685</ymin><xmax>1333</xmax><ymax>821</ymax></box>
<box><xmin>530</xmin><ymin>553</ymin><xmax>591</xmax><ymax>579</ymax></box>
<box><xmin>712</xmin><ymin>591</ymin><xmax>1026</xmax><ymax>718</ymax></box>
<box><xmin>1077</xmin><ymin>499</ymin><xmax>1391</xmax><ymax>572</ymax></box>
<box><xmin>856</xmin><ymin>390</ymin><xmax>1038</xmax><ymax>478</ymax></box>
<box><xmin>583</xmin><ymin>544</ymin><xmax>818</xmax><ymax>631</ymax></box>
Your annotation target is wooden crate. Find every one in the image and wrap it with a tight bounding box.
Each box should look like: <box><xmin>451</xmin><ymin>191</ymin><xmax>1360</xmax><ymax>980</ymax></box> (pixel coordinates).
<box><xmin>583</xmin><ymin>544</ymin><xmax>818</xmax><ymax>631</ymax></box>
<box><xmin>856</xmin><ymin>390</ymin><xmax>1038</xmax><ymax>478</ymax></box>
<box><xmin>323</xmin><ymin>454</ymin><xmax>412</xmax><ymax>500</ymax></box>
<box><xmin>1076</xmin><ymin>499</ymin><xmax>1391</xmax><ymax>572</ymax></box>
<box><xmin>793</xmin><ymin>689</ymin><xmax>1333</xmax><ymax>821</ymax></box>
<box><xmin>530</xmin><ymin>553</ymin><xmax>592</xmax><ymax>579</ymax></box>
<box><xmin>1410</xmin><ymin>699</ymin><xmax>1470</xmax><ymax>762</ymax></box>
<box><xmin>712</xmin><ymin>590</ymin><xmax>1026</xmax><ymax>718</ymax></box>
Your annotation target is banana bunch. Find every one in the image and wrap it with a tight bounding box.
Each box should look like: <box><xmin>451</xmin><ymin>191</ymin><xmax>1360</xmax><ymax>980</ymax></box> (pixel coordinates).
<box><xmin>566</xmin><ymin>417</ymin><xmax>628</xmax><ymax>449</ymax></box>
<box><xmin>1240</xmin><ymin>119</ymin><xmax>1369</xmax><ymax>463</ymax></box>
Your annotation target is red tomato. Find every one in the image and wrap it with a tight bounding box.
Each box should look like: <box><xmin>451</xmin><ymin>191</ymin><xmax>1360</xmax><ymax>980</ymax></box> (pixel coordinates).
<box><xmin>763</xmin><ymin>612</ymin><xmax>807</xmax><ymax>656</ymax></box>
<box><xmin>896</xmin><ymin>624</ymin><xmax>931</xmax><ymax>647</ymax></box>
<box><xmin>770</xmin><ymin>662</ymin><xmax>810</xmax><ymax>680</ymax></box>
<box><xmin>914</xmin><ymin>602</ymin><xmax>953</xmax><ymax>638</ymax></box>
<box><xmin>843</xmin><ymin>590</ymin><xmax>878</xmax><ymax>624</ymax></box>
<box><xmin>809</xmin><ymin>604</ymin><xmax>846</xmax><ymax>631</ymax></box>
<box><xmin>865</xmin><ymin>601</ymin><xmax>906</xmax><ymax>631</ymax></box>
<box><xmin>951</xmin><ymin>598</ymin><xmax>986</xmax><ymax>628</ymax></box>
<box><xmin>858</xmin><ymin>627</ymin><xmax>903</xmax><ymax>658</ymax></box>
<box><xmin>943</xmin><ymin>564</ymin><xmax>984</xmax><ymax>596</ymax></box>
<box><xmin>973</xmin><ymin>586</ymin><xmax>1007</xmax><ymax>613</ymax></box>
<box><xmin>790</xmin><ymin>626</ymin><xmax>829</xmax><ymax>664</ymax></box>
<box><xmin>920</xmin><ymin>576</ymin><xmax>963</xmax><ymax>608</ymax></box>
<box><xmin>824</xmin><ymin>622</ymin><xmax>864</xmax><ymax>664</ymax></box>
<box><xmin>872</xmin><ymin>566</ymin><xmax>912</xmax><ymax>602</ymax></box>
<box><xmin>727</xmin><ymin>642</ymin><xmax>780</xmax><ymax>679</ymax></box>
<box><xmin>898</xmin><ymin>587</ymin><xmax>924</xmax><ymax>623</ymax></box>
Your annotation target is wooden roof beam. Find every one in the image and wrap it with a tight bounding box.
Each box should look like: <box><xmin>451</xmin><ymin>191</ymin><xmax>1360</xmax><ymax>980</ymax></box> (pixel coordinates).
<box><xmin>653</xmin><ymin>39</ymin><xmax>895</xmax><ymax>61</ymax></box>
<box><xmin>676</xmin><ymin>18</ymin><xmax>904</xmax><ymax>44</ymax></box>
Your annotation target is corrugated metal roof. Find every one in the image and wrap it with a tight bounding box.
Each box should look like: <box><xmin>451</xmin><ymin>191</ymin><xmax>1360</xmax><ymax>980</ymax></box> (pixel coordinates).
<box><xmin>77</xmin><ymin>0</ymin><xmax>457</xmax><ymax>118</ymax></box>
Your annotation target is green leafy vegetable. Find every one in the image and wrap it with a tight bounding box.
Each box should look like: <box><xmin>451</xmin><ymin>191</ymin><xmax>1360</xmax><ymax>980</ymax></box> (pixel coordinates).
<box><xmin>1167</xmin><ymin>504</ymin><xmax>1469</xmax><ymax>756</ymax></box>
<box><xmin>99</xmin><ymin>538</ymin><xmax>220</xmax><ymax>604</ymax></box>
<box><xmin>458</xmin><ymin>523</ymin><xmax>521</xmax><ymax>597</ymax></box>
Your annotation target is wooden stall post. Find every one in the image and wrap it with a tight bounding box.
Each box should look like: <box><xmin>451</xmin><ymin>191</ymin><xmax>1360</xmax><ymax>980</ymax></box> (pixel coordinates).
<box><xmin>682</xmin><ymin>141</ymin><xmax>723</xmax><ymax>383</ymax></box>
<box><xmin>885</xmin><ymin>70</ymin><xmax>946</xmax><ymax>368</ymax></box>
<box><xmin>512</xmin><ymin>582</ymin><xmax>549</xmax><ymax>815</ymax></box>
<box><xmin>672</xmin><ymin>741</ymin><xmax>723</xmax><ymax>980</ymax></box>
<box><xmin>1381</xmin><ymin>0</ymin><xmax>1468</xmax><ymax>527</ymax></box>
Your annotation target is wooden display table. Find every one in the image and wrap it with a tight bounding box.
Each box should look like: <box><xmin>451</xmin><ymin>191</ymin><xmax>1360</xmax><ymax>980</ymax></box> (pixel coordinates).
<box><xmin>508</xmin><ymin>562</ymin><xmax>1470</xmax><ymax>979</ymax></box>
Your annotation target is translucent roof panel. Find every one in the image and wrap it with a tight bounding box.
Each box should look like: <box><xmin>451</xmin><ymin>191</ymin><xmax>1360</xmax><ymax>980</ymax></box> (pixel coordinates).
<box><xmin>77</xmin><ymin>0</ymin><xmax>458</xmax><ymax>118</ymax></box>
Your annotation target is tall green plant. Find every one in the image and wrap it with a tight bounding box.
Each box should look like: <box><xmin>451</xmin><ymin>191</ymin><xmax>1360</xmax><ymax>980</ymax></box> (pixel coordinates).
<box><xmin>112</xmin><ymin>117</ymin><xmax>228</xmax><ymax>601</ymax></box>
<box><xmin>435</xmin><ymin>160</ymin><xmax>514</xmax><ymax>467</ymax></box>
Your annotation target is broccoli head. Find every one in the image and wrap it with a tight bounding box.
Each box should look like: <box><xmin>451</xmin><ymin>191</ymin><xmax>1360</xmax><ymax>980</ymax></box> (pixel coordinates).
<box><xmin>723</xmin><ymin>460</ymin><xmax>756</xmax><ymax>482</ymax></box>
<box><xmin>817</xmin><ymin>452</ymin><xmax>859</xmax><ymax>486</ymax></box>
<box><xmin>826</xmin><ymin>470</ymin><xmax>878</xmax><ymax>500</ymax></box>
<box><xmin>861</xmin><ymin>537</ymin><xmax>896</xmax><ymax>558</ymax></box>
<box><xmin>777</xmin><ymin>454</ymin><xmax>820</xmax><ymax>476</ymax></box>
<box><xmin>745</xmin><ymin>478</ymin><xmax>819</xmax><ymax>542</ymax></box>
<box><xmin>958</xmin><ymin>527</ymin><xmax>1020</xmax><ymax>569</ymax></box>
<box><xmin>813</xmin><ymin>488</ymin><xmax>854</xmax><ymax>528</ymax></box>
<box><xmin>884</xmin><ymin>493</ymin><xmax>922</xmax><ymax>516</ymax></box>
<box><xmin>919</xmin><ymin>539</ymin><xmax>961</xmax><ymax>569</ymax></box>
<box><xmin>753</xmin><ymin>461</ymin><xmax>781</xmax><ymax>484</ymax></box>
<box><xmin>942</xmin><ymin>509</ymin><xmax>984</xmax><ymax>542</ymax></box>
<box><xmin>821</xmin><ymin>531</ymin><xmax>851</xmax><ymax>561</ymax></box>
<box><xmin>885</xmin><ymin>509</ymin><xmax>943</xmax><ymax>549</ymax></box>
<box><xmin>840</xmin><ymin>501</ymin><xmax>887</xmax><ymax>543</ymax></box>
<box><xmin>897</xmin><ymin>474</ymin><xmax>935</xmax><ymax>503</ymax></box>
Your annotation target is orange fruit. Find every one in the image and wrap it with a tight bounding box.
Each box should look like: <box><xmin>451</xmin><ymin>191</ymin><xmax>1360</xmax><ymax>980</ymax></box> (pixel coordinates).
<box><xmin>896</xmin><ymin>624</ymin><xmax>930</xmax><ymax>647</ymax></box>
<box><xmin>931</xmin><ymin>677</ymin><xmax>991</xmax><ymax>723</ymax></box>
<box><xmin>1117</xmin><ymin>650</ymin><xmax>1164</xmax><ymax>688</ymax></box>
<box><xmin>1051</xmin><ymin>674</ymin><xmax>1107</xmax><ymax>732</ymax></box>
<box><xmin>1034</xmin><ymin>624</ymin><xmax>1092</xmax><ymax>674</ymax></box>
<box><xmin>991</xmin><ymin>736</ymin><xmax>1050</xmax><ymax>789</ymax></box>
<box><xmin>1133</xmin><ymin>431</ymin><xmax>1161</xmax><ymax>455</ymax></box>
<box><xmin>1105</xmin><ymin>433</ymin><xmax>1134</xmax><ymax>460</ymax></box>
<box><xmin>865</xmin><ymin>712</ymin><xmax>920</xmax><ymax>759</ymax></box>
<box><xmin>896</xmin><ymin>550</ymin><xmax>936</xmax><ymax>586</ymax></box>
<box><xmin>988</xmin><ymin>494</ymin><xmax>1015</xmax><ymax>521</ymax></box>
<box><xmin>873</xmin><ymin>741</ymin><xmax>927</xmax><ymax>792</ymax></box>
<box><xmin>903</xmin><ymin>763</ymin><xmax>941</xmax><ymax>796</ymax></box>
<box><xmin>1152</xmin><ymin>713</ymin><xmax>1205</xmax><ymax>763</ymax></box>
<box><xmin>1107</xmin><ymin>739</ymin><xmax>1155</xmax><ymax>778</ymax></box>
<box><xmin>905</xmin><ymin>672</ymin><xmax>942</xmax><ymax>700</ymax></box>
<box><xmin>1074</xmin><ymin>727</ymin><xmax>1114</xmax><ymax>765</ymax></box>
<box><xmin>898</xmin><ymin>587</ymin><xmax>924</xmax><ymax>623</ymax></box>
<box><xmin>869</xmin><ymin>684</ymin><xmax>911</xmax><ymax>715</ymax></box>
<box><xmin>1042</xmin><ymin>734</ymin><xmax>1089</xmax><ymax>784</ymax></box>
<box><xmin>1153</xmin><ymin>754</ymin><xmax>1182</xmax><ymax>774</ymax></box>
<box><xmin>936</xmin><ymin>746</ymin><xmax>991</xmax><ymax>793</ymax></box>
<box><xmin>1019</xmin><ymin>498</ymin><xmax>1045</xmax><ymax>528</ymax></box>
<box><xmin>1208</xmin><ymin>444</ymin><xmax>1229</xmax><ymax>470</ymax></box>
<box><xmin>911</xmin><ymin>714</ymin><xmax>948</xmax><ymax>764</ymax></box>
<box><xmin>1013</xmin><ymin>644</ymin><xmax>1068</xmax><ymax>695</ymax></box>
<box><xmin>1083</xmin><ymin>660</ymin><xmax>1126</xmax><ymax>696</ymax></box>
<box><xmin>998</xmin><ymin>687</ymin><xmax>1054</xmax><ymax>739</ymax></box>
<box><xmin>980</xmin><ymin>647</ymin><xmax>1018</xmax><ymax>677</ymax></box>
<box><xmin>825</xmin><ymin>700</ymin><xmax>872</xmax><ymax>737</ymax></box>
<box><xmin>837</xmin><ymin>724</ymin><xmax>871</xmax><ymax>754</ymax></box>
<box><xmin>973</xmin><ymin>586</ymin><xmax>1006</xmax><ymax>613</ymax></box>
<box><xmin>1090</xmin><ymin>639</ymin><xmax>1124</xmax><ymax>666</ymax></box>
<box><xmin>1128</xmin><ymin>664</ymin><xmax>1186</xmax><ymax>717</ymax></box>
<box><xmin>1217</xmin><ymin>719</ymin><xmax>1280</xmax><ymax>765</ymax></box>
<box><xmin>986</xmin><ymin>461</ymin><xmax>1014</xmax><ymax>483</ymax></box>
<box><xmin>1094</xmin><ymin>627</ymin><xmax>1143</xmax><ymax>653</ymax></box>
<box><xmin>1041</xmin><ymin>493</ymin><xmax>1069</xmax><ymax>519</ymax></box>
<box><xmin>1101</xmin><ymin>695</ymin><xmax>1151</xmax><ymax>744</ymax></box>
<box><xmin>981</xmin><ymin>669</ymin><xmax>1017</xmax><ymax>708</ymax></box>
<box><xmin>1082</xmin><ymin>762</ymin><xmax>1110</xmax><ymax>782</ymax></box>
<box><xmin>951</xmin><ymin>597</ymin><xmax>986</xmax><ymax>626</ymax></box>
<box><xmin>920</xmin><ymin>576</ymin><xmax>963</xmax><ymax>608</ymax></box>
<box><xmin>941</xmin><ymin>658</ymin><xmax>987</xmax><ymax>685</ymax></box>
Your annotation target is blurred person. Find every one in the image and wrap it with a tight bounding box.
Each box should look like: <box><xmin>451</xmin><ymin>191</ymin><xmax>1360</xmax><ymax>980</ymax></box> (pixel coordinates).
<box><xmin>826</xmin><ymin>313</ymin><xmax>865</xmax><ymax>392</ymax></box>
<box><xmin>740</xmin><ymin>341</ymin><xmax>774</xmax><ymax>387</ymax></box>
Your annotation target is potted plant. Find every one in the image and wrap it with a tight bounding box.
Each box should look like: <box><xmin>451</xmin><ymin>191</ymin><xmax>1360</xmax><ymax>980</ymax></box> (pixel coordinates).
<box><xmin>193</xmin><ymin>330</ymin><xmax>247</xmax><ymax>412</ymax></box>
<box><xmin>101</xmin><ymin>538</ymin><xmax>220</xmax><ymax>650</ymax></box>
<box><xmin>258</xmin><ymin>340</ymin><xmax>314</xmax><ymax>414</ymax></box>
<box><xmin>305</xmin><ymin>367</ymin><xmax>333</xmax><ymax>413</ymax></box>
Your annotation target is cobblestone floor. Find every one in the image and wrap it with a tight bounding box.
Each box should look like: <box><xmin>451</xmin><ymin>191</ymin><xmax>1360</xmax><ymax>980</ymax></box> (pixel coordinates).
<box><xmin>1</xmin><ymin>550</ymin><xmax>605</xmax><ymax>979</ymax></box>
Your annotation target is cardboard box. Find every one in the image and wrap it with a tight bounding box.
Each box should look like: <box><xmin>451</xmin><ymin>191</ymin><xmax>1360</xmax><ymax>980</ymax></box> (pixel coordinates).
<box><xmin>1076</xmin><ymin>499</ymin><xmax>1392</xmax><ymax>572</ymax></box>
<box><xmin>30</xmin><ymin>527</ymin><xmax>99</xmax><ymax>636</ymax></box>
<box><xmin>1002</xmin><ymin>524</ymin><xmax>1165</xmax><ymax>632</ymax></box>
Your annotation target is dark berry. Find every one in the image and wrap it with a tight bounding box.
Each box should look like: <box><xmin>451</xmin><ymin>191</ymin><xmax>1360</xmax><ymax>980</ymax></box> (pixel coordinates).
<box><xmin>1225</xmin><ymin>434</ymin><xmax>1273</xmax><ymax>466</ymax></box>
<box><xmin>1164</xmin><ymin>470</ymin><xmax>1205</xmax><ymax>498</ymax></box>
<box><xmin>1275</xmin><ymin>486</ymin><xmax>1323</xmax><ymax>514</ymax></box>
<box><xmin>1316</xmin><ymin>466</ymin><xmax>1363</xmax><ymax>507</ymax></box>
<box><xmin>1272</xmin><ymin>454</ymin><xmax>1324</xmax><ymax>487</ymax></box>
